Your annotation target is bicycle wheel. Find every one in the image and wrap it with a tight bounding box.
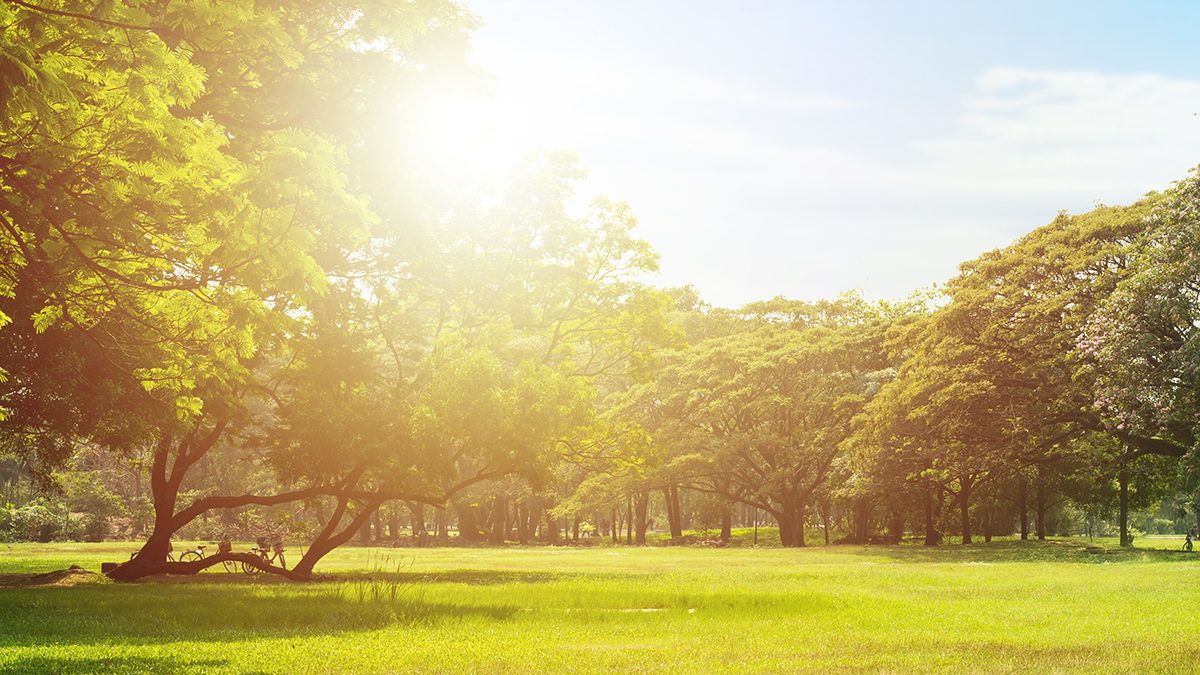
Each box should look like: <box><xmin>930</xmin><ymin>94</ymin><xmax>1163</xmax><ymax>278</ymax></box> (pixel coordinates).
<box><xmin>179</xmin><ymin>551</ymin><xmax>202</xmax><ymax>563</ymax></box>
<box><xmin>222</xmin><ymin>559</ymin><xmax>240</xmax><ymax>573</ymax></box>
<box><xmin>242</xmin><ymin>559</ymin><xmax>262</xmax><ymax>574</ymax></box>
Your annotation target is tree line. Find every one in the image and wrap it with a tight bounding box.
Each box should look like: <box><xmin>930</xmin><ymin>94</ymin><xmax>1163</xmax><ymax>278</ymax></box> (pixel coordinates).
<box><xmin>1</xmin><ymin>1</ymin><xmax>1198</xmax><ymax>580</ymax></box>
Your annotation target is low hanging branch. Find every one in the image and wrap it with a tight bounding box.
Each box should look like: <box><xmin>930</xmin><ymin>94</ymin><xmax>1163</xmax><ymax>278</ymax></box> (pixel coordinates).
<box><xmin>125</xmin><ymin>551</ymin><xmax>307</xmax><ymax>581</ymax></box>
<box><xmin>109</xmin><ymin>465</ymin><xmax>510</xmax><ymax>582</ymax></box>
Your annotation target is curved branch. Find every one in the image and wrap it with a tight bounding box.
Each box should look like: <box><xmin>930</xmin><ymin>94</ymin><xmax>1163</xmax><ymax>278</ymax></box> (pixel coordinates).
<box><xmin>6</xmin><ymin>0</ymin><xmax>162</xmax><ymax>32</ymax></box>
<box><xmin>110</xmin><ymin>551</ymin><xmax>308</xmax><ymax>581</ymax></box>
<box><xmin>170</xmin><ymin>485</ymin><xmax>333</xmax><ymax>530</ymax></box>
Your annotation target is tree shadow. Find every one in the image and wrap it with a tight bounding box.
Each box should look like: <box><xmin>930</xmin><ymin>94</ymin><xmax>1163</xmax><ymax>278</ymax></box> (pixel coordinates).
<box><xmin>0</xmin><ymin>655</ymin><xmax>229</xmax><ymax>674</ymax></box>
<box><xmin>831</xmin><ymin>539</ymin><xmax>1193</xmax><ymax>564</ymax></box>
<box><xmin>0</xmin><ymin>582</ymin><xmax>517</xmax><ymax>649</ymax></box>
<box><xmin>321</xmin><ymin>569</ymin><xmax>570</xmax><ymax>585</ymax></box>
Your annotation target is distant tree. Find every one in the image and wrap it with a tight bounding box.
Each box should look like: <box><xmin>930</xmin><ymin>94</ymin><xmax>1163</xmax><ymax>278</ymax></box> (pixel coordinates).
<box><xmin>624</xmin><ymin>296</ymin><xmax>889</xmax><ymax>546</ymax></box>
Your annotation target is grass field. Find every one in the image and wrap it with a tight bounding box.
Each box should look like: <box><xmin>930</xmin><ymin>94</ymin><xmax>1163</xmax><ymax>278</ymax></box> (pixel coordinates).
<box><xmin>2</xmin><ymin>537</ymin><xmax>1199</xmax><ymax>673</ymax></box>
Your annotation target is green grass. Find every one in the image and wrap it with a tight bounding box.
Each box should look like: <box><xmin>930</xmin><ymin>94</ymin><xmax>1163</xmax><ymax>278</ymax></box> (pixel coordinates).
<box><xmin>2</xmin><ymin>538</ymin><xmax>1200</xmax><ymax>672</ymax></box>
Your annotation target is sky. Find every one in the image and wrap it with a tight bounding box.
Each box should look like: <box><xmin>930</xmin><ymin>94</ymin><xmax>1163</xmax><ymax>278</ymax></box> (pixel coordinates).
<box><xmin>452</xmin><ymin>1</ymin><xmax>1200</xmax><ymax>307</ymax></box>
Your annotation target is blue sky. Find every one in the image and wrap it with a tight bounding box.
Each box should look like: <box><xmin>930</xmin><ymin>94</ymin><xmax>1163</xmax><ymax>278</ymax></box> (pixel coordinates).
<box><xmin>458</xmin><ymin>1</ymin><xmax>1200</xmax><ymax>306</ymax></box>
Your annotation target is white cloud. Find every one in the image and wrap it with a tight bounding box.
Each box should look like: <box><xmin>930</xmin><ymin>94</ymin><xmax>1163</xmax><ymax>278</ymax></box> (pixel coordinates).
<box><xmin>424</xmin><ymin>55</ymin><xmax>1200</xmax><ymax>305</ymax></box>
<box><xmin>909</xmin><ymin>67</ymin><xmax>1200</xmax><ymax>196</ymax></box>
<box><xmin>615</xmin><ymin>67</ymin><xmax>1200</xmax><ymax>304</ymax></box>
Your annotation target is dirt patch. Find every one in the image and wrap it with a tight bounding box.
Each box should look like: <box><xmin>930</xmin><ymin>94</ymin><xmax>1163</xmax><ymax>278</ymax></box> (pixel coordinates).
<box><xmin>0</xmin><ymin>565</ymin><xmax>110</xmax><ymax>588</ymax></box>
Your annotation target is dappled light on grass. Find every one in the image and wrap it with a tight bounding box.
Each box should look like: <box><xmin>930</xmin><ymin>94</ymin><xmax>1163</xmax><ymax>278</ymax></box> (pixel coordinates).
<box><xmin>5</xmin><ymin>542</ymin><xmax>1200</xmax><ymax>671</ymax></box>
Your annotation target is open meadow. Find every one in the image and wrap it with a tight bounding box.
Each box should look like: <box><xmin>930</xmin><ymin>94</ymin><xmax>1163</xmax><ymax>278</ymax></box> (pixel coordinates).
<box><xmin>3</xmin><ymin>539</ymin><xmax>1200</xmax><ymax>673</ymax></box>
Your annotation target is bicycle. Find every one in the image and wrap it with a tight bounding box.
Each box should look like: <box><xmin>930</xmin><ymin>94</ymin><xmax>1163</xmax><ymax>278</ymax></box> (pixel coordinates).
<box><xmin>181</xmin><ymin>542</ymin><xmax>241</xmax><ymax>573</ymax></box>
<box><xmin>242</xmin><ymin>539</ymin><xmax>287</xmax><ymax>574</ymax></box>
<box><xmin>130</xmin><ymin>542</ymin><xmax>239</xmax><ymax>572</ymax></box>
<box><xmin>130</xmin><ymin>541</ymin><xmax>175</xmax><ymax>562</ymax></box>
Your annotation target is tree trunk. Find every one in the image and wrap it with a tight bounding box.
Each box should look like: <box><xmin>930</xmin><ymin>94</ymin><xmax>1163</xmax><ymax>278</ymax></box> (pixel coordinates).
<box><xmin>454</xmin><ymin>502</ymin><xmax>484</xmax><ymax>542</ymax></box>
<box><xmin>611</xmin><ymin>507</ymin><xmax>618</xmax><ymax>544</ymax></box>
<box><xmin>720</xmin><ymin>504</ymin><xmax>732</xmax><ymax>543</ymax></box>
<box><xmin>572</xmin><ymin>515</ymin><xmax>580</xmax><ymax>543</ymax></box>
<box><xmin>959</xmin><ymin>477</ymin><xmax>972</xmax><ymax>545</ymax></box>
<box><xmin>853</xmin><ymin>500</ymin><xmax>871</xmax><ymax>543</ymax></box>
<box><xmin>888</xmin><ymin>509</ymin><xmax>905</xmax><ymax>544</ymax></box>
<box><xmin>777</xmin><ymin>510</ymin><xmax>795</xmax><ymax>546</ymax></box>
<box><xmin>635</xmin><ymin>491</ymin><xmax>649</xmax><ymax>545</ymax></box>
<box><xmin>387</xmin><ymin>507</ymin><xmax>400</xmax><ymax>540</ymax></box>
<box><xmin>1119</xmin><ymin>463</ymin><xmax>1131</xmax><ymax>547</ymax></box>
<box><xmin>625</xmin><ymin>495</ymin><xmax>633</xmax><ymax>544</ymax></box>
<box><xmin>983</xmin><ymin>505</ymin><xmax>992</xmax><ymax>543</ymax></box>
<box><xmin>794</xmin><ymin>502</ymin><xmax>806</xmax><ymax>547</ymax></box>
<box><xmin>1018</xmin><ymin>479</ymin><xmax>1029</xmax><ymax>541</ymax></box>
<box><xmin>114</xmin><ymin>437</ymin><xmax>184</xmax><ymax>579</ymax></box>
<box><xmin>488</xmin><ymin>496</ymin><xmax>507</xmax><ymax>544</ymax></box>
<box><xmin>293</xmin><ymin>499</ymin><xmax>384</xmax><ymax>577</ymax></box>
<box><xmin>517</xmin><ymin>503</ymin><xmax>529</xmax><ymax>544</ymax></box>
<box><xmin>410</xmin><ymin>502</ymin><xmax>427</xmax><ymax>538</ymax></box>
<box><xmin>1036</xmin><ymin>469</ymin><xmax>1047</xmax><ymax>541</ymax></box>
<box><xmin>823</xmin><ymin>505</ymin><xmax>833</xmax><ymax>546</ymax></box>
<box><xmin>665</xmin><ymin>486</ymin><xmax>683</xmax><ymax>540</ymax></box>
<box><xmin>923</xmin><ymin>486</ymin><xmax>942</xmax><ymax>546</ymax></box>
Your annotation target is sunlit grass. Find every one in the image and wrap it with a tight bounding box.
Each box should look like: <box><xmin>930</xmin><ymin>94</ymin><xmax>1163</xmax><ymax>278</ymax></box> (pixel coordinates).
<box><xmin>3</xmin><ymin>539</ymin><xmax>1200</xmax><ymax>672</ymax></box>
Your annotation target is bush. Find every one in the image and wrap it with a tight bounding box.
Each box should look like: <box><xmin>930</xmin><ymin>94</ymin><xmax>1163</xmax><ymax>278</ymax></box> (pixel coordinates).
<box><xmin>0</xmin><ymin>499</ymin><xmax>74</xmax><ymax>542</ymax></box>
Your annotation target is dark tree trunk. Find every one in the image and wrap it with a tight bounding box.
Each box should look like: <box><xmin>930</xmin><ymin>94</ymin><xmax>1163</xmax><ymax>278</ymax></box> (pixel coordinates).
<box><xmin>777</xmin><ymin>510</ymin><xmax>795</xmax><ymax>546</ymax></box>
<box><xmin>572</xmin><ymin>515</ymin><xmax>580</xmax><ymax>543</ymax></box>
<box><xmin>625</xmin><ymin>495</ymin><xmax>633</xmax><ymax>544</ymax></box>
<box><xmin>959</xmin><ymin>477</ymin><xmax>973</xmax><ymax>545</ymax></box>
<box><xmin>853</xmin><ymin>500</ymin><xmax>871</xmax><ymax>543</ymax></box>
<box><xmin>1119</xmin><ymin>463</ymin><xmax>1131</xmax><ymax>547</ymax></box>
<box><xmin>114</xmin><ymin>437</ymin><xmax>185</xmax><ymax>580</ymax></box>
<box><xmin>720</xmin><ymin>504</ymin><xmax>732</xmax><ymax>543</ymax></box>
<box><xmin>387</xmin><ymin>508</ymin><xmax>400</xmax><ymax>540</ymax></box>
<box><xmin>528</xmin><ymin>503</ymin><xmax>541</xmax><ymax>540</ymax></box>
<box><xmin>888</xmin><ymin>509</ymin><xmax>905</xmax><ymax>544</ymax></box>
<box><xmin>923</xmin><ymin>486</ymin><xmax>943</xmax><ymax>546</ymax></box>
<box><xmin>665</xmin><ymin>486</ymin><xmax>683</xmax><ymax>540</ymax></box>
<box><xmin>635</xmin><ymin>491</ymin><xmax>649</xmax><ymax>545</ymax></box>
<box><xmin>611</xmin><ymin>507</ymin><xmax>618</xmax><ymax>544</ymax></box>
<box><xmin>1019</xmin><ymin>479</ymin><xmax>1029</xmax><ymax>541</ymax></box>
<box><xmin>293</xmin><ymin>499</ymin><xmax>384</xmax><ymax>577</ymax></box>
<box><xmin>794</xmin><ymin>502</ymin><xmax>806</xmax><ymax>547</ymax></box>
<box><xmin>983</xmin><ymin>505</ymin><xmax>992</xmax><ymax>543</ymax></box>
<box><xmin>410</xmin><ymin>502</ymin><xmax>427</xmax><ymax>538</ymax></box>
<box><xmin>517</xmin><ymin>503</ymin><xmax>529</xmax><ymax>544</ymax></box>
<box><xmin>1036</xmin><ymin>469</ymin><xmax>1047</xmax><ymax>541</ymax></box>
<box><xmin>487</xmin><ymin>496</ymin><xmax>507</xmax><ymax>544</ymax></box>
<box><xmin>455</xmin><ymin>502</ymin><xmax>484</xmax><ymax>542</ymax></box>
<box><xmin>823</xmin><ymin>504</ymin><xmax>833</xmax><ymax>546</ymax></box>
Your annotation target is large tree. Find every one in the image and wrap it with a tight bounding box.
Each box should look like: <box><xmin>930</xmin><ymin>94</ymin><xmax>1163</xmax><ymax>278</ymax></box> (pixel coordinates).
<box><xmin>625</xmin><ymin>296</ymin><xmax>889</xmax><ymax>546</ymax></box>
<box><xmin>0</xmin><ymin>0</ymin><xmax>477</xmax><ymax>579</ymax></box>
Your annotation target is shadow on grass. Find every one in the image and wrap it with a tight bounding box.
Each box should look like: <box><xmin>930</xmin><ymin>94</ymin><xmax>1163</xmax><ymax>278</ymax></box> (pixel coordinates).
<box><xmin>319</xmin><ymin>569</ymin><xmax>570</xmax><ymax>586</ymax></box>
<box><xmin>107</xmin><ymin>568</ymin><xmax>571</xmax><ymax>587</ymax></box>
<box><xmin>832</xmin><ymin>538</ymin><xmax>1197</xmax><ymax>564</ymax></box>
<box><xmin>0</xmin><ymin>655</ymin><xmax>229</xmax><ymax>674</ymax></box>
<box><xmin>0</xmin><ymin>581</ymin><xmax>517</xmax><ymax>649</ymax></box>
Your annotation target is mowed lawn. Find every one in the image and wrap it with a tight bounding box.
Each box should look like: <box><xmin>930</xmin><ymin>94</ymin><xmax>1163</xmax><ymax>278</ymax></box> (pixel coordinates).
<box><xmin>1</xmin><ymin>538</ymin><xmax>1199</xmax><ymax>673</ymax></box>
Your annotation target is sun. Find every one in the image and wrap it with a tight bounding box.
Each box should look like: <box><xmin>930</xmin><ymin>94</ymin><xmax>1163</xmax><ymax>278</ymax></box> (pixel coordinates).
<box><xmin>397</xmin><ymin>81</ymin><xmax>525</xmax><ymax>188</ymax></box>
